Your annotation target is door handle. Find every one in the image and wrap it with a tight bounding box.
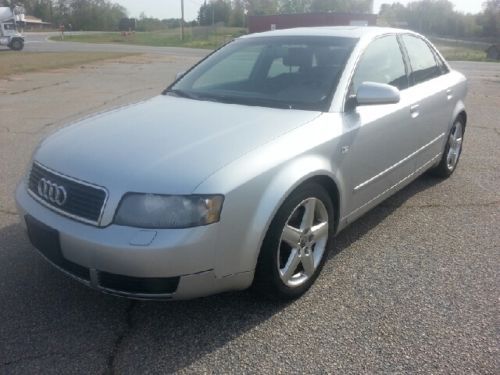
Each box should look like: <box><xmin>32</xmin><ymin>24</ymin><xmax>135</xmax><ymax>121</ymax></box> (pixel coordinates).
<box><xmin>446</xmin><ymin>89</ymin><xmax>453</xmax><ymax>100</ymax></box>
<box><xmin>410</xmin><ymin>104</ymin><xmax>420</xmax><ymax>119</ymax></box>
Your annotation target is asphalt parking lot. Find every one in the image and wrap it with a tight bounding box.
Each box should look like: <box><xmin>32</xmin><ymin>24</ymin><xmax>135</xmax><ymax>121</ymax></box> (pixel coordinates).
<box><xmin>0</xmin><ymin>38</ymin><xmax>499</xmax><ymax>373</ymax></box>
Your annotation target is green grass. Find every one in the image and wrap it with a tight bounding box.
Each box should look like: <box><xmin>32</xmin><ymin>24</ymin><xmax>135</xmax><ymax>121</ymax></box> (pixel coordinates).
<box><xmin>48</xmin><ymin>30</ymin><xmax>497</xmax><ymax>62</ymax></box>
<box><xmin>434</xmin><ymin>44</ymin><xmax>487</xmax><ymax>61</ymax></box>
<box><xmin>439</xmin><ymin>47</ymin><xmax>490</xmax><ymax>62</ymax></box>
<box><xmin>433</xmin><ymin>40</ymin><xmax>493</xmax><ymax>62</ymax></box>
<box><xmin>0</xmin><ymin>52</ymin><xmax>137</xmax><ymax>77</ymax></box>
<box><xmin>50</xmin><ymin>27</ymin><xmax>247</xmax><ymax>49</ymax></box>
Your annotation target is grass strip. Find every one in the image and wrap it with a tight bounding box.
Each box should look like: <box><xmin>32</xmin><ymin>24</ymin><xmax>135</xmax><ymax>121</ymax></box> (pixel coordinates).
<box><xmin>49</xmin><ymin>28</ymin><xmax>246</xmax><ymax>49</ymax></box>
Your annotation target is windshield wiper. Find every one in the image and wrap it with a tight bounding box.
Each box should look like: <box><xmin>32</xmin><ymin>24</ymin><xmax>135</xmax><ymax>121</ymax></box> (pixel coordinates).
<box><xmin>165</xmin><ymin>89</ymin><xmax>200</xmax><ymax>100</ymax></box>
<box><xmin>166</xmin><ymin>89</ymin><xmax>226</xmax><ymax>104</ymax></box>
<box><xmin>165</xmin><ymin>89</ymin><xmax>316</xmax><ymax>110</ymax></box>
<box><xmin>226</xmin><ymin>96</ymin><xmax>296</xmax><ymax>109</ymax></box>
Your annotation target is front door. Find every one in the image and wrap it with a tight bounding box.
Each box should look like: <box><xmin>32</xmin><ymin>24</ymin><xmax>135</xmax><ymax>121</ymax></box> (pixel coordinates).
<box><xmin>340</xmin><ymin>35</ymin><xmax>420</xmax><ymax>218</ymax></box>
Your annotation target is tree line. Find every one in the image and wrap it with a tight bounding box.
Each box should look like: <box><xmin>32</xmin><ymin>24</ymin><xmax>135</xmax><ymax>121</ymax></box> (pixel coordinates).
<box><xmin>1</xmin><ymin>0</ymin><xmax>497</xmax><ymax>39</ymax></box>
<box><xmin>1</xmin><ymin>0</ymin><xmax>127</xmax><ymax>30</ymax></box>
<box><xmin>196</xmin><ymin>0</ymin><xmax>498</xmax><ymax>39</ymax></box>
<box><xmin>379</xmin><ymin>0</ymin><xmax>499</xmax><ymax>40</ymax></box>
<box><xmin>197</xmin><ymin>0</ymin><xmax>374</xmax><ymax>26</ymax></box>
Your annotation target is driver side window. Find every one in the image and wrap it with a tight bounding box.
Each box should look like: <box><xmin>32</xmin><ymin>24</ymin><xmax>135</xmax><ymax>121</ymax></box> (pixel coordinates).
<box><xmin>351</xmin><ymin>35</ymin><xmax>408</xmax><ymax>94</ymax></box>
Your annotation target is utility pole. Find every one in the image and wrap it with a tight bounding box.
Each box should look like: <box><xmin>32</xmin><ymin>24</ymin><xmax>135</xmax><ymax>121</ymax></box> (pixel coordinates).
<box><xmin>180</xmin><ymin>0</ymin><xmax>184</xmax><ymax>41</ymax></box>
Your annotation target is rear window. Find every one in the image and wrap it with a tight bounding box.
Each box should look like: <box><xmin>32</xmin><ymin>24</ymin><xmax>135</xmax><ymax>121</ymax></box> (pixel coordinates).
<box><xmin>402</xmin><ymin>35</ymin><xmax>442</xmax><ymax>85</ymax></box>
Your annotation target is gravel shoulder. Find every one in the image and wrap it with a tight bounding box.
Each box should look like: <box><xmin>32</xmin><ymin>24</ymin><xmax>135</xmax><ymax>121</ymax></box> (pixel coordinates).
<box><xmin>0</xmin><ymin>52</ymin><xmax>138</xmax><ymax>78</ymax></box>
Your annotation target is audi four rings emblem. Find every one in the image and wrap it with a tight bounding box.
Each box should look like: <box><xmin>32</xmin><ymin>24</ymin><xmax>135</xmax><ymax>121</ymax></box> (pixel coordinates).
<box><xmin>37</xmin><ymin>178</ymin><xmax>68</xmax><ymax>206</ymax></box>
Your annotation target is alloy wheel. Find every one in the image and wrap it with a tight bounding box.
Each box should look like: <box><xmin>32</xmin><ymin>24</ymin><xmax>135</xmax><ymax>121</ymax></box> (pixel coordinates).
<box><xmin>446</xmin><ymin>122</ymin><xmax>463</xmax><ymax>171</ymax></box>
<box><xmin>277</xmin><ymin>197</ymin><xmax>329</xmax><ymax>288</ymax></box>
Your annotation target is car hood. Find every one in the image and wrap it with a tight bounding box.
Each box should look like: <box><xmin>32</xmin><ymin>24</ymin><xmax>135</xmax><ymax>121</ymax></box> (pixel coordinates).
<box><xmin>34</xmin><ymin>95</ymin><xmax>320</xmax><ymax>194</ymax></box>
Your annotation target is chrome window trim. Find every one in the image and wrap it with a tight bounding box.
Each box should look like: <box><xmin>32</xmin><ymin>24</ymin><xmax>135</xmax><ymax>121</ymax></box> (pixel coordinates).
<box><xmin>27</xmin><ymin>161</ymin><xmax>109</xmax><ymax>226</ymax></box>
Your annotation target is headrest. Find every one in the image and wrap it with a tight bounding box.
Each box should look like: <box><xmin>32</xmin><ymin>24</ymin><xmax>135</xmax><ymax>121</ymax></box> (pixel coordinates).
<box><xmin>283</xmin><ymin>48</ymin><xmax>313</xmax><ymax>68</ymax></box>
<box><xmin>315</xmin><ymin>48</ymin><xmax>347</xmax><ymax>67</ymax></box>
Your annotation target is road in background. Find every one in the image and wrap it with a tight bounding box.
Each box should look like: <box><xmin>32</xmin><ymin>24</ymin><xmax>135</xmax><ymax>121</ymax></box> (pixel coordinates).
<box><xmin>0</xmin><ymin>48</ymin><xmax>498</xmax><ymax>373</ymax></box>
<box><xmin>21</xmin><ymin>32</ymin><xmax>210</xmax><ymax>58</ymax></box>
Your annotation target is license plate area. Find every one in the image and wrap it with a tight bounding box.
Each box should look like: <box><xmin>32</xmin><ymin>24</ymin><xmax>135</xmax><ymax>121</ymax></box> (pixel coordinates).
<box><xmin>25</xmin><ymin>215</ymin><xmax>90</xmax><ymax>281</ymax></box>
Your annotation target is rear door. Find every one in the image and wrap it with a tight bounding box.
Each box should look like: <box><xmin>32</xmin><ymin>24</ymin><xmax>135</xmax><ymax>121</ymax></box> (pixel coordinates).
<box><xmin>400</xmin><ymin>34</ymin><xmax>453</xmax><ymax>168</ymax></box>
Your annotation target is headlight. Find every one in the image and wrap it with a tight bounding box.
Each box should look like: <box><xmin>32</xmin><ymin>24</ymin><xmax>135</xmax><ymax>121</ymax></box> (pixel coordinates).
<box><xmin>114</xmin><ymin>193</ymin><xmax>224</xmax><ymax>228</ymax></box>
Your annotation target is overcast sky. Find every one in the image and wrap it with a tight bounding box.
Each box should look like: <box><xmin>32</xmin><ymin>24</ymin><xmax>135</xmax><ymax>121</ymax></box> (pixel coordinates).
<box><xmin>115</xmin><ymin>0</ymin><xmax>484</xmax><ymax>22</ymax></box>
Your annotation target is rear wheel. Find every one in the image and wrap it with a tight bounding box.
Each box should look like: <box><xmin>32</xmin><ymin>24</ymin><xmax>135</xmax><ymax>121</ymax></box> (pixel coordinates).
<box><xmin>9</xmin><ymin>38</ymin><xmax>24</xmax><ymax>51</ymax></box>
<box><xmin>253</xmin><ymin>183</ymin><xmax>334</xmax><ymax>300</ymax></box>
<box><xmin>429</xmin><ymin>119</ymin><xmax>464</xmax><ymax>178</ymax></box>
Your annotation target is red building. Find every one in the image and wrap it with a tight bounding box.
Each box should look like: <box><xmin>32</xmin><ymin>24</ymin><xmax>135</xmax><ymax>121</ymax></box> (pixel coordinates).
<box><xmin>247</xmin><ymin>12</ymin><xmax>377</xmax><ymax>34</ymax></box>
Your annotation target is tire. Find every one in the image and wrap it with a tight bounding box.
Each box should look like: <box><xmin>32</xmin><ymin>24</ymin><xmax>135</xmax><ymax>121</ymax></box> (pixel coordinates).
<box><xmin>9</xmin><ymin>39</ymin><xmax>24</xmax><ymax>51</ymax></box>
<box><xmin>252</xmin><ymin>182</ymin><xmax>335</xmax><ymax>300</ymax></box>
<box><xmin>429</xmin><ymin>119</ymin><xmax>464</xmax><ymax>178</ymax></box>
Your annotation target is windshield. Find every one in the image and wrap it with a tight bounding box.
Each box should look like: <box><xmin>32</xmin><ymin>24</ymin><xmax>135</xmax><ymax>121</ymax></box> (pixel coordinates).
<box><xmin>166</xmin><ymin>36</ymin><xmax>357</xmax><ymax>111</ymax></box>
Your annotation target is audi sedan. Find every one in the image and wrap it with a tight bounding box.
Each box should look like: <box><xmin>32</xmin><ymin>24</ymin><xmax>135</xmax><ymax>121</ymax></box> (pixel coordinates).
<box><xmin>16</xmin><ymin>27</ymin><xmax>467</xmax><ymax>300</ymax></box>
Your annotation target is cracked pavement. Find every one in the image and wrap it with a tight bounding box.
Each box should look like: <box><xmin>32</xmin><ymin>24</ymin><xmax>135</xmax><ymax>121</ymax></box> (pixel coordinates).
<box><xmin>0</xmin><ymin>49</ymin><xmax>498</xmax><ymax>374</ymax></box>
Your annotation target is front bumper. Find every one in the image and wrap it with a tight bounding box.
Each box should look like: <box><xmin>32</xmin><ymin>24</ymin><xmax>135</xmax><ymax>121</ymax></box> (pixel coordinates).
<box><xmin>16</xmin><ymin>182</ymin><xmax>252</xmax><ymax>300</ymax></box>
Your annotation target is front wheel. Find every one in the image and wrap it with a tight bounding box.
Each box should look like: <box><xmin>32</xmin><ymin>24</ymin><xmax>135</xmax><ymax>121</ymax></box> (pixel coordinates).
<box><xmin>429</xmin><ymin>119</ymin><xmax>464</xmax><ymax>178</ymax></box>
<box><xmin>252</xmin><ymin>183</ymin><xmax>335</xmax><ymax>300</ymax></box>
<box><xmin>9</xmin><ymin>38</ymin><xmax>24</xmax><ymax>51</ymax></box>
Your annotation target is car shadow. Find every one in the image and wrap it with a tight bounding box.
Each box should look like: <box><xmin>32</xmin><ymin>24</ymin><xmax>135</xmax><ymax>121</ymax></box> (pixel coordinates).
<box><xmin>332</xmin><ymin>174</ymin><xmax>444</xmax><ymax>257</ymax></box>
<box><xmin>0</xmin><ymin>219</ymin><xmax>292</xmax><ymax>372</ymax></box>
<box><xmin>0</xmin><ymin>174</ymin><xmax>444</xmax><ymax>372</ymax></box>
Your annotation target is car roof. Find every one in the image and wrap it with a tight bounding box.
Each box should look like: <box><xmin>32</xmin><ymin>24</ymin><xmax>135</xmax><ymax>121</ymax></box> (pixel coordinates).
<box><xmin>241</xmin><ymin>26</ymin><xmax>415</xmax><ymax>40</ymax></box>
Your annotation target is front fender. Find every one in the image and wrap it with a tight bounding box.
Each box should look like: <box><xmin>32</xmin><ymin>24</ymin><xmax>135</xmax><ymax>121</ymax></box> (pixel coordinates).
<box><xmin>211</xmin><ymin>155</ymin><xmax>345</xmax><ymax>279</ymax></box>
<box><xmin>242</xmin><ymin>155</ymin><xmax>345</xmax><ymax>271</ymax></box>
<box><xmin>194</xmin><ymin>113</ymin><xmax>347</xmax><ymax>278</ymax></box>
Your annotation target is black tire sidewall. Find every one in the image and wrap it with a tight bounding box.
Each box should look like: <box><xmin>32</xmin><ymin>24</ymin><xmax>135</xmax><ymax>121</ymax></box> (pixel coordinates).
<box><xmin>10</xmin><ymin>39</ymin><xmax>23</xmax><ymax>51</ymax></box>
<box><xmin>431</xmin><ymin>119</ymin><xmax>464</xmax><ymax>178</ymax></box>
<box><xmin>254</xmin><ymin>182</ymin><xmax>335</xmax><ymax>299</ymax></box>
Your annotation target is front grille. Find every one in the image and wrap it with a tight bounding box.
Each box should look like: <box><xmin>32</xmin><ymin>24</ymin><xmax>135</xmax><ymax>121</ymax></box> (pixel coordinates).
<box><xmin>28</xmin><ymin>162</ymin><xmax>107</xmax><ymax>225</ymax></box>
<box><xmin>99</xmin><ymin>272</ymin><xmax>180</xmax><ymax>295</ymax></box>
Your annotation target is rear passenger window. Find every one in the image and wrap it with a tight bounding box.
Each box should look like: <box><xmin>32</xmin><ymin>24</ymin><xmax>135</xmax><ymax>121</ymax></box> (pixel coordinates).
<box><xmin>435</xmin><ymin>53</ymin><xmax>449</xmax><ymax>75</ymax></box>
<box><xmin>352</xmin><ymin>35</ymin><xmax>408</xmax><ymax>92</ymax></box>
<box><xmin>402</xmin><ymin>35</ymin><xmax>441</xmax><ymax>84</ymax></box>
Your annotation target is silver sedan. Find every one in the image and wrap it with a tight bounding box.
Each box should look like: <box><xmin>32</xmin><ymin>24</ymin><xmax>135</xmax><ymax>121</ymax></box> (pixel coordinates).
<box><xmin>16</xmin><ymin>27</ymin><xmax>467</xmax><ymax>300</ymax></box>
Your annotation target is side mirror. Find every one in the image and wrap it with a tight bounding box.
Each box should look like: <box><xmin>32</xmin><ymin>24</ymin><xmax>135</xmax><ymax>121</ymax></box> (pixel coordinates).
<box><xmin>175</xmin><ymin>71</ymin><xmax>186</xmax><ymax>80</ymax></box>
<box><xmin>355</xmin><ymin>82</ymin><xmax>400</xmax><ymax>106</ymax></box>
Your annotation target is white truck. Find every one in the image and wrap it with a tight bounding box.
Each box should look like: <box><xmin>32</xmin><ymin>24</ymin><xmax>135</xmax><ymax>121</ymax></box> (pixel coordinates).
<box><xmin>0</xmin><ymin>6</ymin><xmax>25</xmax><ymax>50</ymax></box>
